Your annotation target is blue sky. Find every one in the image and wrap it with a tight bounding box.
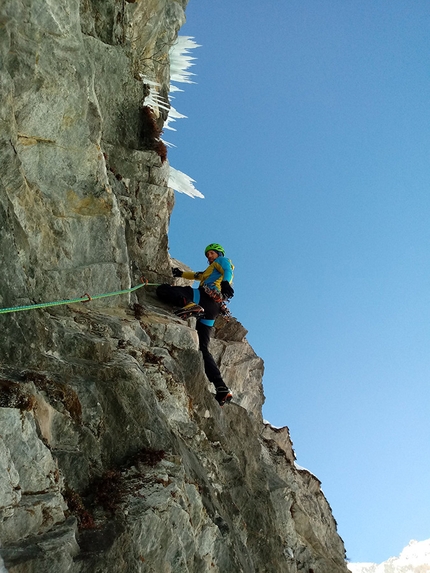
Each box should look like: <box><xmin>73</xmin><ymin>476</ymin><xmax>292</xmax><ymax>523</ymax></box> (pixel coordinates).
<box><xmin>166</xmin><ymin>0</ymin><xmax>430</xmax><ymax>563</ymax></box>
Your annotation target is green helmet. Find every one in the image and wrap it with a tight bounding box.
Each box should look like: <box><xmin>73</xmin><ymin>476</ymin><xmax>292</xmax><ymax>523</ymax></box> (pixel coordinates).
<box><xmin>204</xmin><ymin>243</ymin><xmax>225</xmax><ymax>257</ymax></box>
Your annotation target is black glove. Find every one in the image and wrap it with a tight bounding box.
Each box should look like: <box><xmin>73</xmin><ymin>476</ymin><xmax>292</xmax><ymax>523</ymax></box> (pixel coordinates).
<box><xmin>172</xmin><ymin>267</ymin><xmax>183</xmax><ymax>277</ymax></box>
<box><xmin>221</xmin><ymin>281</ymin><xmax>234</xmax><ymax>299</ymax></box>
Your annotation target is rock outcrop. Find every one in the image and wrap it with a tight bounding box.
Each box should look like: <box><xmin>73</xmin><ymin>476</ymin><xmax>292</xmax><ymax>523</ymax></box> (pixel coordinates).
<box><xmin>0</xmin><ymin>1</ymin><xmax>349</xmax><ymax>571</ymax></box>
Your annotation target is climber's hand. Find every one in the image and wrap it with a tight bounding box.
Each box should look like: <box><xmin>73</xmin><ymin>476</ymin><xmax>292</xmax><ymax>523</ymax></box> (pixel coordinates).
<box><xmin>221</xmin><ymin>281</ymin><xmax>234</xmax><ymax>299</ymax></box>
<box><xmin>172</xmin><ymin>267</ymin><xmax>183</xmax><ymax>278</ymax></box>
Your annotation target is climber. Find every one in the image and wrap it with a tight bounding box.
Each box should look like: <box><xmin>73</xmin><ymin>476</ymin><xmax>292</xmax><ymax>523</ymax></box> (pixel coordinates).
<box><xmin>156</xmin><ymin>243</ymin><xmax>235</xmax><ymax>406</ymax></box>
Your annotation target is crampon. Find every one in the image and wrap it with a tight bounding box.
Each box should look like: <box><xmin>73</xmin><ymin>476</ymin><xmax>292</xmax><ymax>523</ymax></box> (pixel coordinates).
<box><xmin>174</xmin><ymin>304</ymin><xmax>205</xmax><ymax>320</ymax></box>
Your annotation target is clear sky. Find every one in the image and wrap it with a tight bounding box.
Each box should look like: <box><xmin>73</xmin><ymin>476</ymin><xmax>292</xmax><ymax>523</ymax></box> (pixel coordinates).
<box><xmin>166</xmin><ymin>0</ymin><xmax>430</xmax><ymax>564</ymax></box>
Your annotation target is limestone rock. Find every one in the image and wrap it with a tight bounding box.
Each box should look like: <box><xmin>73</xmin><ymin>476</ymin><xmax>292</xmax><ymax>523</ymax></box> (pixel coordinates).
<box><xmin>0</xmin><ymin>409</ymin><xmax>66</xmax><ymax>544</ymax></box>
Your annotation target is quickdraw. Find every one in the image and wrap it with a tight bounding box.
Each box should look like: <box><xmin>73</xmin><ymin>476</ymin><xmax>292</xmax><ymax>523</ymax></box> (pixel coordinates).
<box><xmin>202</xmin><ymin>285</ymin><xmax>232</xmax><ymax>319</ymax></box>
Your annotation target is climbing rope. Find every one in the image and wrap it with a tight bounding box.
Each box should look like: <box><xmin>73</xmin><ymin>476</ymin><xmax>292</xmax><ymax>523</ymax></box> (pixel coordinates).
<box><xmin>0</xmin><ymin>279</ymin><xmax>160</xmax><ymax>315</ymax></box>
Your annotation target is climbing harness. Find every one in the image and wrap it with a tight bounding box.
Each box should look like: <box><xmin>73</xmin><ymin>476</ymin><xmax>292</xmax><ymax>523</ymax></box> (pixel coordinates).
<box><xmin>202</xmin><ymin>285</ymin><xmax>232</xmax><ymax>319</ymax></box>
<box><xmin>0</xmin><ymin>278</ymin><xmax>159</xmax><ymax>315</ymax></box>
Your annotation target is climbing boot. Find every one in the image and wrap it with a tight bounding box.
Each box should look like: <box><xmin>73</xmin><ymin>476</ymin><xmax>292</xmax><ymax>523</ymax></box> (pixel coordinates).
<box><xmin>215</xmin><ymin>388</ymin><xmax>233</xmax><ymax>407</ymax></box>
<box><xmin>174</xmin><ymin>303</ymin><xmax>205</xmax><ymax>320</ymax></box>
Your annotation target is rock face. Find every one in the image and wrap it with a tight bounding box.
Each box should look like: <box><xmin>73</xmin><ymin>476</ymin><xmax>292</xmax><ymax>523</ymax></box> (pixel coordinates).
<box><xmin>0</xmin><ymin>1</ymin><xmax>349</xmax><ymax>572</ymax></box>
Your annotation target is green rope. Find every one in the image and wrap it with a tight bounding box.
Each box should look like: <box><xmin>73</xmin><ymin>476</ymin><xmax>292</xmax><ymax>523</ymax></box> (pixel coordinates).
<box><xmin>0</xmin><ymin>281</ymin><xmax>160</xmax><ymax>315</ymax></box>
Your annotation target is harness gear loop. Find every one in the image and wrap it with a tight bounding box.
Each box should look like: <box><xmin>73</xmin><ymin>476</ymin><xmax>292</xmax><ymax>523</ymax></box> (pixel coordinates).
<box><xmin>201</xmin><ymin>285</ymin><xmax>232</xmax><ymax>319</ymax></box>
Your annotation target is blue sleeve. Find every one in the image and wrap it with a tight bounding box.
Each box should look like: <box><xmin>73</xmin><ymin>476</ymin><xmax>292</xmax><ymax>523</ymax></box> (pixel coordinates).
<box><xmin>217</xmin><ymin>257</ymin><xmax>233</xmax><ymax>283</ymax></box>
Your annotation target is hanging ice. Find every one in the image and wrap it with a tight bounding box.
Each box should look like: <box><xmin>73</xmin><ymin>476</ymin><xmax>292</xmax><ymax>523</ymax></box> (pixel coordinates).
<box><xmin>163</xmin><ymin>106</ymin><xmax>187</xmax><ymax>132</ymax></box>
<box><xmin>141</xmin><ymin>37</ymin><xmax>199</xmax><ymax>129</ymax></box>
<box><xmin>141</xmin><ymin>36</ymin><xmax>203</xmax><ymax>198</ymax></box>
<box><xmin>141</xmin><ymin>78</ymin><xmax>170</xmax><ymax>113</ymax></box>
<box><xmin>168</xmin><ymin>167</ymin><xmax>204</xmax><ymax>199</ymax></box>
<box><xmin>169</xmin><ymin>36</ymin><xmax>200</xmax><ymax>85</ymax></box>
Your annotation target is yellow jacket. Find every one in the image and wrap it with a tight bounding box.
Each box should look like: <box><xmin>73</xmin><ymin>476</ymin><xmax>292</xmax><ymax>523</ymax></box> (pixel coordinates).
<box><xmin>182</xmin><ymin>256</ymin><xmax>234</xmax><ymax>293</ymax></box>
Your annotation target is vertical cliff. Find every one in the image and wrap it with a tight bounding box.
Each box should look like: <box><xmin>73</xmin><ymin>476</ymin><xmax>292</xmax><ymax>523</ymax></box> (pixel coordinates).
<box><xmin>0</xmin><ymin>1</ymin><xmax>349</xmax><ymax>571</ymax></box>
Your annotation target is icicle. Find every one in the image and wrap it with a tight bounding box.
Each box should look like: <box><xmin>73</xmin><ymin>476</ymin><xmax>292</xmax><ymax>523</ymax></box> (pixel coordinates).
<box><xmin>140</xmin><ymin>38</ymin><xmax>203</xmax><ymax>199</ymax></box>
<box><xmin>163</xmin><ymin>105</ymin><xmax>187</xmax><ymax>131</ymax></box>
<box><xmin>169</xmin><ymin>36</ymin><xmax>201</xmax><ymax>86</ymax></box>
<box><xmin>168</xmin><ymin>167</ymin><xmax>204</xmax><ymax>199</ymax></box>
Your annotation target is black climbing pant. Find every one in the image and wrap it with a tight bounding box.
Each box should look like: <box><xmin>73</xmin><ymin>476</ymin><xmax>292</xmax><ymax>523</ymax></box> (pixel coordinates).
<box><xmin>156</xmin><ymin>284</ymin><xmax>227</xmax><ymax>391</ymax></box>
